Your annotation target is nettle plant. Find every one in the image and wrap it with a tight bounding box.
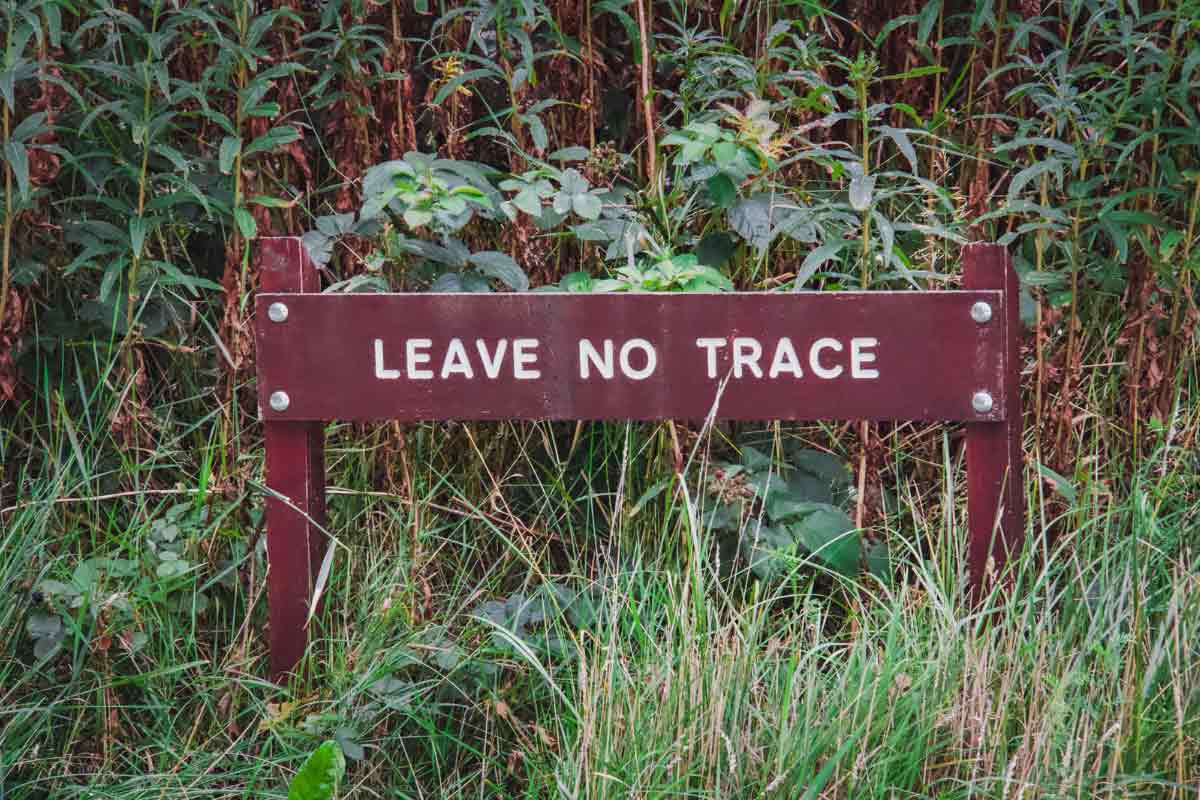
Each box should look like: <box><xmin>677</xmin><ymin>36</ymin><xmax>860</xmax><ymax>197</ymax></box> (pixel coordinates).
<box><xmin>705</xmin><ymin>443</ymin><xmax>886</xmax><ymax>582</ymax></box>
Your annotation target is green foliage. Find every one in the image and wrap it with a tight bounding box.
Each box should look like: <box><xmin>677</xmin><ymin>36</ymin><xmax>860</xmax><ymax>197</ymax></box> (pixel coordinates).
<box><xmin>708</xmin><ymin>443</ymin><xmax>859</xmax><ymax>579</ymax></box>
<box><xmin>287</xmin><ymin>740</ymin><xmax>346</xmax><ymax>800</ymax></box>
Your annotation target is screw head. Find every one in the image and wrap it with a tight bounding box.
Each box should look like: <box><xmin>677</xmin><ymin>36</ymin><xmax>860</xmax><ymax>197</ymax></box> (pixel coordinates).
<box><xmin>970</xmin><ymin>301</ymin><xmax>993</xmax><ymax>324</ymax></box>
<box><xmin>269</xmin><ymin>391</ymin><xmax>290</xmax><ymax>412</ymax></box>
<box><xmin>972</xmin><ymin>390</ymin><xmax>994</xmax><ymax>414</ymax></box>
<box><xmin>268</xmin><ymin>302</ymin><xmax>289</xmax><ymax>323</ymax></box>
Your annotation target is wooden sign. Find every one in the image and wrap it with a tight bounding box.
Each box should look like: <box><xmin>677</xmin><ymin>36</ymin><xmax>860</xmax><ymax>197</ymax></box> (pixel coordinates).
<box><xmin>256</xmin><ymin>291</ymin><xmax>1008</xmax><ymax>423</ymax></box>
<box><xmin>256</xmin><ymin>237</ymin><xmax>1025</xmax><ymax>679</ymax></box>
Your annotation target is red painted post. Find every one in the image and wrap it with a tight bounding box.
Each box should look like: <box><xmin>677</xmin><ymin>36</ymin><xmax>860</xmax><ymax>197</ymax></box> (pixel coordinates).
<box><xmin>963</xmin><ymin>243</ymin><xmax>1025</xmax><ymax>595</ymax></box>
<box><xmin>259</xmin><ymin>237</ymin><xmax>326</xmax><ymax>680</ymax></box>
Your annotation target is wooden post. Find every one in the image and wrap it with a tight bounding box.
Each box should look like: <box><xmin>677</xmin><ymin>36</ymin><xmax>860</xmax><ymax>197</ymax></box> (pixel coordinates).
<box><xmin>963</xmin><ymin>243</ymin><xmax>1025</xmax><ymax>595</ymax></box>
<box><xmin>260</xmin><ymin>237</ymin><xmax>326</xmax><ymax>680</ymax></box>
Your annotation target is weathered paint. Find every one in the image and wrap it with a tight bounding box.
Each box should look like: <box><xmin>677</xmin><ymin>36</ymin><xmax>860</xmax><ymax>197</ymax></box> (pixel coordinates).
<box><xmin>963</xmin><ymin>243</ymin><xmax>1026</xmax><ymax>594</ymax></box>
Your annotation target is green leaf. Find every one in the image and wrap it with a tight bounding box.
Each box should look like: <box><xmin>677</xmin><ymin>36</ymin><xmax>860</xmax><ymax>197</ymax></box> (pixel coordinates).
<box><xmin>1007</xmin><ymin>158</ymin><xmax>1063</xmax><ymax>205</ymax></box>
<box><xmin>679</xmin><ymin>139</ymin><xmax>709</xmax><ymax>164</ymax></box>
<box><xmin>243</xmin><ymin>126</ymin><xmax>300</xmax><ymax>159</ymax></box>
<box><xmin>288</xmin><ymin>740</ymin><xmax>346</xmax><ymax>800</ymax></box>
<box><xmin>549</xmin><ymin>146</ymin><xmax>589</xmax><ymax>162</ymax></box>
<box><xmin>10</xmin><ymin>111</ymin><xmax>47</xmax><ymax>144</ymax></box>
<box><xmin>879</xmin><ymin>126</ymin><xmax>918</xmax><ymax>172</ymax></box>
<box><xmin>728</xmin><ymin>194</ymin><xmax>776</xmax><ymax>253</ymax></box>
<box><xmin>559</xmin><ymin>271</ymin><xmax>593</xmax><ymax>291</ymax></box>
<box><xmin>234</xmin><ymin>206</ymin><xmax>257</xmax><ymax>239</ymax></box>
<box><xmin>219</xmin><ymin>136</ymin><xmax>240</xmax><ymax>175</ymax></box>
<box><xmin>526</xmin><ymin>114</ymin><xmax>548</xmax><ymax>152</ymax></box>
<box><xmin>403</xmin><ymin>208</ymin><xmax>433</xmax><ymax>228</ymax></box>
<box><xmin>511</xmin><ymin>189</ymin><xmax>543</xmax><ymax>217</ymax></box>
<box><xmin>739</xmin><ymin>525</ymin><xmax>799</xmax><ymax>580</ymax></box>
<box><xmin>129</xmin><ymin>217</ymin><xmax>148</xmax><ymax>259</ymax></box>
<box><xmin>432</xmin><ymin>69</ymin><xmax>493</xmax><ymax>105</ymax></box>
<box><xmin>696</xmin><ymin>232</ymin><xmax>736</xmax><ymax>267</ymax></box>
<box><xmin>571</xmin><ymin>192</ymin><xmax>602</xmax><ymax>220</ymax></box>
<box><xmin>711</xmin><ymin>140</ymin><xmax>741</xmax><ymax>167</ymax></box>
<box><xmin>1035</xmin><ymin>462</ymin><xmax>1076</xmax><ymax>504</ymax></box>
<box><xmin>468</xmin><ymin>251</ymin><xmax>528</xmax><ymax>291</ymax></box>
<box><xmin>866</xmin><ymin>541</ymin><xmax>892</xmax><ymax>583</ymax></box>
<box><xmin>3</xmin><ymin>140</ymin><xmax>30</xmax><ymax>202</ymax></box>
<box><xmin>795</xmin><ymin>242</ymin><xmax>845</xmax><ymax>286</ymax></box>
<box><xmin>789</xmin><ymin>507</ymin><xmax>859</xmax><ymax>575</ymax></box>
<box><xmin>706</xmin><ymin>173</ymin><xmax>737</xmax><ymax>209</ymax></box>
<box><xmin>849</xmin><ymin>174</ymin><xmax>875</xmax><ymax>211</ymax></box>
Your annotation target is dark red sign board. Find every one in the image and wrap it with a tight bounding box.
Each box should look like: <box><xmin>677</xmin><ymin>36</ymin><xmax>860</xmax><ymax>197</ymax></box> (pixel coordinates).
<box><xmin>256</xmin><ymin>237</ymin><xmax>1025</xmax><ymax>680</ymax></box>
<box><xmin>255</xmin><ymin>291</ymin><xmax>1007</xmax><ymax>423</ymax></box>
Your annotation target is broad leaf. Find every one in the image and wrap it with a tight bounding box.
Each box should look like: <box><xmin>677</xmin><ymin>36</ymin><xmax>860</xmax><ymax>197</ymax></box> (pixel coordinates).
<box><xmin>288</xmin><ymin>740</ymin><xmax>346</xmax><ymax>800</ymax></box>
<box><xmin>468</xmin><ymin>251</ymin><xmax>528</xmax><ymax>291</ymax></box>
<box><xmin>789</xmin><ymin>506</ymin><xmax>859</xmax><ymax>575</ymax></box>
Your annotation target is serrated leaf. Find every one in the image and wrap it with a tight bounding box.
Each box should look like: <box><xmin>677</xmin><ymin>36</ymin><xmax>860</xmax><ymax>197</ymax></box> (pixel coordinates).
<box><xmin>739</xmin><ymin>525</ymin><xmax>798</xmax><ymax>580</ymax></box>
<box><xmin>706</xmin><ymin>173</ymin><xmax>737</xmax><ymax>209</ymax></box>
<box><xmin>789</xmin><ymin>507</ymin><xmax>859</xmax><ymax>575</ymax></box>
<box><xmin>288</xmin><ymin>740</ymin><xmax>346</xmax><ymax>800</ymax></box>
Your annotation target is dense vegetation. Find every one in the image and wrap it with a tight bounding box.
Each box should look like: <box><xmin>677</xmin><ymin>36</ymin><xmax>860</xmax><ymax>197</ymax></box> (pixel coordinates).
<box><xmin>1</xmin><ymin>0</ymin><xmax>1198</xmax><ymax>797</ymax></box>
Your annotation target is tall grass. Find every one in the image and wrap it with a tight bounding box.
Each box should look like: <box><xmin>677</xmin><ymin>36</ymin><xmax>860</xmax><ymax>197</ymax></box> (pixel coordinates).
<box><xmin>2</xmin><ymin>334</ymin><xmax>1197</xmax><ymax>797</ymax></box>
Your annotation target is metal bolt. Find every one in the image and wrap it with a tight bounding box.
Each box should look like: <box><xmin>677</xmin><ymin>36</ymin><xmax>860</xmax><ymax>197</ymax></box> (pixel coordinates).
<box><xmin>269</xmin><ymin>391</ymin><xmax>290</xmax><ymax>412</ymax></box>
<box><xmin>972</xmin><ymin>390</ymin><xmax>994</xmax><ymax>414</ymax></box>
<box><xmin>268</xmin><ymin>302</ymin><xmax>289</xmax><ymax>323</ymax></box>
<box><xmin>970</xmin><ymin>301</ymin><xmax>993</xmax><ymax>324</ymax></box>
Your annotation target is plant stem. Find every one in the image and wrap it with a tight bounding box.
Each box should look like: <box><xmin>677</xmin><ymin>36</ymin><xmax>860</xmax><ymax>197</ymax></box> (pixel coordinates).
<box><xmin>0</xmin><ymin>100</ymin><xmax>12</xmax><ymax>337</ymax></box>
<box><xmin>635</xmin><ymin>0</ymin><xmax>656</xmax><ymax>192</ymax></box>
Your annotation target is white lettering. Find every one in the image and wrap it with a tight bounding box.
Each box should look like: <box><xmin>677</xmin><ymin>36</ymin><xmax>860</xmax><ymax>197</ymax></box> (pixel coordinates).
<box><xmin>619</xmin><ymin>338</ymin><xmax>657</xmax><ymax>380</ymax></box>
<box><xmin>732</xmin><ymin>337</ymin><xmax>763</xmax><ymax>378</ymax></box>
<box><xmin>767</xmin><ymin>337</ymin><xmax>804</xmax><ymax>378</ymax></box>
<box><xmin>695</xmin><ymin>338</ymin><xmax>727</xmax><ymax>378</ymax></box>
<box><xmin>513</xmin><ymin>338</ymin><xmax>541</xmax><ymax>380</ymax></box>
<box><xmin>406</xmin><ymin>338</ymin><xmax>433</xmax><ymax>379</ymax></box>
<box><xmin>850</xmin><ymin>337</ymin><xmax>879</xmax><ymax>379</ymax></box>
<box><xmin>476</xmin><ymin>339</ymin><xmax>508</xmax><ymax>379</ymax></box>
<box><xmin>809</xmin><ymin>337</ymin><xmax>843</xmax><ymax>379</ymax></box>
<box><xmin>579</xmin><ymin>339</ymin><xmax>614</xmax><ymax>380</ymax></box>
<box><xmin>440</xmin><ymin>338</ymin><xmax>474</xmax><ymax>379</ymax></box>
<box><xmin>374</xmin><ymin>338</ymin><xmax>400</xmax><ymax>379</ymax></box>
